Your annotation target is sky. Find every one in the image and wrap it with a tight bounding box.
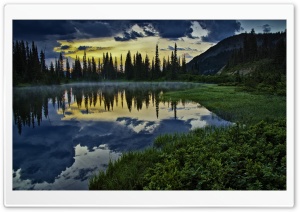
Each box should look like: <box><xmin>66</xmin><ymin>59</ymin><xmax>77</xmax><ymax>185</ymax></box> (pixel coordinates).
<box><xmin>13</xmin><ymin>20</ymin><xmax>286</xmax><ymax>66</ymax></box>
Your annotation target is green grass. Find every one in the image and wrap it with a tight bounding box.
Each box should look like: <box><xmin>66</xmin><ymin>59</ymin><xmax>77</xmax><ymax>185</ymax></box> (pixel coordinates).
<box><xmin>161</xmin><ymin>84</ymin><xmax>286</xmax><ymax>125</ymax></box>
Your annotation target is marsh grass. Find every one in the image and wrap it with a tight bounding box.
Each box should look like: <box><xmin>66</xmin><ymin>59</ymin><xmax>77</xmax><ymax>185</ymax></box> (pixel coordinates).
<box><xmin>161</xmin><ymin>84</ymin><xmax>286</xmax><ymax>125</ymax></box>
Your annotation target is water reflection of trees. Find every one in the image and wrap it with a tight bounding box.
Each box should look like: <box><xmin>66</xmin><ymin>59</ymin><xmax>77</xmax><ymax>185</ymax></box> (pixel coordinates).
<box><xmin>13</xmin><ymin>86</ymin><xmax>180</xmax><ymax>134</ymax></box>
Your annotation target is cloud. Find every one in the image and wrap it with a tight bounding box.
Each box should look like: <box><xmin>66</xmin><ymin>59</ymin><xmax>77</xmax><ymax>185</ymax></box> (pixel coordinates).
<box><xmin>186</xmin><ymin>47</ymin><xmax>198</xmax><ymax>51</ymax></box>
<box><xmin>199</xmin><ymin>20</ymin><xmax>243</xmax><ymax>42</ymax></box>
<box><xmin>168</xmin><ymin>38</ymin><xmax>180</xmax><ymax>41</ymax></box>
<box><xmin>60</xmin><ymin>45</ymin><xmax>70</xmax><ymax>50</ymax></box>
<box><xmin>13</xmin><ymin>20</ymin><xmax>76</xmax><ymax>41</ymax></box>
<box><xmin>13</xmin><ymin>125</ymin><xmax>79</xmax><ymax>183</ymax></box>
<box><xmin>262</xmin><ymin>24</ymin><xmax>272</xmax><ymax>33</ymax></box>
<box><xmin>185</xmin><ymin>27</ymin><xmax>199</xmax><ymax>39</ymax></box>
<box><xmin>114</xmin><ymin>30</ymin><xmax>144</xmax><ymax>42</ymax></box>
<box><xmin>144</xmin><ymin>29</ymin><xmax>156</xmax><ymax>36</ymax></box>
<box><xmin>160</xmin><ymin>46</ymin><xmax>199</xmax><ymax>52</ymax></box>
<box><xmin>14</xmin><ymin>20</ymin><xmax>244</xmax><ymax>43</ymax></box>
<box><xmin>77</xmin><ymin>46</ymin><xmax>92</xmax><ymax>51</ymax></box>
<box><xmin>71</xmin><ymin>21</ymin><xmax>115</xmax><ymax>38</ymax></box>
<box><xmin>151</xmin><ymin>20</ymin><xmax>193</xmax><ymax>39</ymax></box>
<box><xmin>183</xmin><ymin>53</ymin><xmax>193</xmax><ymax>58</ymax></box>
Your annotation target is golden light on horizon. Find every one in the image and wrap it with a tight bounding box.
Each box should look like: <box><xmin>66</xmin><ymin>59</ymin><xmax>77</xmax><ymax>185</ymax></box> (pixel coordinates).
<box><xmin>54</xmin><ymin>36</ymin><xmax>214</xmax><ymax>65</ymax></box>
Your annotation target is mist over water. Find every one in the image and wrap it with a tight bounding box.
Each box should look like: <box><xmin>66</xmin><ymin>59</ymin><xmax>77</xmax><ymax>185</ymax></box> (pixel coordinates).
<box><xmin>13</xmin><ymin>82</ymin><xmax>231</xmax><ymax>190</ymax></box>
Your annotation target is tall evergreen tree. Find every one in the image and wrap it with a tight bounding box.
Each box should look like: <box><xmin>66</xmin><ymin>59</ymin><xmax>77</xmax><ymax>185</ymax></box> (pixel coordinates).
<box><xmin>82</xmin><ymin>51</ymin><xmax>87</xmax><ymax>79</ymax></box>
<box><xmin>92</xmin><ymin>57</ymin><xmax>97</xmax><ymax>80</ymax></box>
<box><xmin>50</xmin><ymin>61</ymin><xmax>55</xmax><ymax>75</ymax></box>
<box><xmin>114</xmin><ymin>56</ymin><xmax>118</xmax><ymax>79</ymax></box>
<box><xmin>97</xmin><ymin>58</ymin><xmax>101</xmax><ymax>76</ymax></box>
<box><xmin>66</xmin><ymin>58</ymin><xmax>70</xmax><ymax>79</ymax></box>
<box><xmin>109</xmin><ymin>53</ymin><xmax>114</xmax><ymax>79</ymax></box>
<box><xmin>154</xmin><ymin>44</ymin><xmax>161</xmax><ymax>79</ymax></box>
<box><xmin>162</xmin><ymin>56</ymin><xmax>166</xmax><ymax>77</ymax></box>
<box><xmin>120</xmin><ymin>54</ymin><xmax>123</xmax><ymax>73</ymax></box>
<box><xmin>151</xmin><ymin>58</ymin><xmax>155</xmax><ymax>80</ymax></box>
<box><xmin>144</xmin><ymin>54</ymin><xmax>150</xmax><ymax>80</ymax></box>
<box><xmin>59</xmin><ymin>52</ymin><xmax>64</xmax><ymax>78</ymax></box>
<box><xmin>40</xmin><ymin>50</ymin><xmax>46</xmax><ymax>73</ymax></box>
<box><xmin>248</xmin><ymin>29</ymin><xmax>258</xmax><ymax>61</ymax></box>
<box><xmin>87</xmin><ymin>58</ymin><xmax>92</xmax><ymax>79</ymax></box>
<box><xmin>125</xmin><ymin>51</ymin><xmax>133</xmax><ymax>80</ymax></box>
<box><xmin>181</xmin><ymin>54</ymin><xmax>186</xmax><ymax>73</ymax></box>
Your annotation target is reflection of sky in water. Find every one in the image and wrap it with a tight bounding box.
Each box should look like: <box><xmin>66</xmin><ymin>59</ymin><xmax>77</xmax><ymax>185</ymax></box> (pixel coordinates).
<box><xmin>13</xmin><ymin>84</ymin><xmax>231</xmax><ymax>190</ymax></box>
<box><xmin>13</xmin><ymin>144</ymin><xmax>120</xmax><ymax>190</ymax></box>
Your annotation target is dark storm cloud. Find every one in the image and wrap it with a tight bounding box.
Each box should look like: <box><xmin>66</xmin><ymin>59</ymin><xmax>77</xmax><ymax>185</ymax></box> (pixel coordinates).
<box><xmin>262</xmin><ymin>24</ymin><xmax>272</xmax><ymax>33</ymax></box>
<box><xmin>13</xmin><ymin>20</ymin><xmax>76</xmax><ymax>41</ymax></box>
<box><xmin>198</xmin><ymin>20</ymin><xmax>243</xmax><ymax>42</ymax></box>
<box><xmin>114</xmin><ymin>30</ymin><xmax>144</xmax><ymax>42</ymax></box>
<box><xmin>60</xmin><ymin>45</ymin><xmax>70</xmax><ymax>50</ymax></box>
<box><xmin>151</xmin><ymin>20</ymin><xmax>193</xmax><ymax>39</ymax></box>
<box><xmin>168</xmin><ymin>38</ymin><xmax>180</xmax><ymax>41</ymax></box>
<box><xmin>85</xmin><ymin>46</ymin><xmax>113</xmax><ymax>52</ymax></box>
<box><xmin>71</xmin><ymin>21</ymin><xmax>114</xmax><ymax>38</ymax></box>
<box><xmin>14</xmin><ymin>20</ymin><xmax>244</xmax><ymax>43</ymax></box>
<box><xmin>78</xmin><ymin>46</ymin><xmax>92</xmax><ymax>51</ymax></box>
<box><xmin>185</xmin><ymin>27</ymin><xmax>198</xmax><ymax>39</ymax></box>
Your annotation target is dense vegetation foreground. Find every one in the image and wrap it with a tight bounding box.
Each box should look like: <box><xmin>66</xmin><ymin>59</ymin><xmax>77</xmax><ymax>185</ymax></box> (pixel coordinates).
<box><xmin>89</xmin><ymin>84</ymin><xmax>286</xmax><ymax>190</ymax></box>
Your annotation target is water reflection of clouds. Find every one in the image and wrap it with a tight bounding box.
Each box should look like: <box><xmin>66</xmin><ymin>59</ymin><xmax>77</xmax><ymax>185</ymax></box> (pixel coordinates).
<box><xmin>13</xmin><ymin>84</ymin><xmax>232</xmax><ymax>190</ymax></box>
<box><xmin>13</xmin><ymin>103</ymin><xmax>231</xmax><ymax>189</ymax></box>
<box><xmin>13</xmin><ymin>124</ymin><xmax>78</xmax><ymax>184</ymax></box>
<box><xmin>13</xmin><ymin>144</ymin><xmax>120</xmax><ymax>190</ymax></box>
<box><xmin>116</xmin><ymin>117</ymin><xmax>159</xmax><ymax>134</ymax></box>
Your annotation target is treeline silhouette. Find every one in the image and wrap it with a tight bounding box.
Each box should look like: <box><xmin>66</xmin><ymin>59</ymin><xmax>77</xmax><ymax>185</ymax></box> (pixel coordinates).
<box><xmin>224</xmin><ymin>30</ymin><xmax>286</xmax><ymax>91</ymax></box>
<box><xmin>226</xmin><ymin>30</ymin><xmax>286</xmax><ymax>68</ymax></box>
<box><xmin>13</xmin><ymin>86</ymin><xmax>182</xmax><ymax>135</ymax></box>
<box><xmin>13</xmin><ymin>41</ymin><xmax>187</xmax><ymax>86</ymax></box>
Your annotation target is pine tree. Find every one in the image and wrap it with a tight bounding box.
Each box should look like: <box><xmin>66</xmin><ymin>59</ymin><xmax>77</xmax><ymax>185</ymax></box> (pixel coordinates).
<box><xmin>83</xmin><ymin>51</ymin><xmax>88</xmax><ymax>79</ymax></box>
<box><xmin>181</xmin><ymin>54</ymin><xmax>186</xmax><ymax>73</ymax></box>
<box><xmin>55</xmin><ymin>58</ymin><xmax>59</xmax><ymax>77</ymax></box>
<box><xmin>97</xmin><ymin>58</ymin><xmax>101</xmax><ymax>76</ymax></box>
<box><xmin>144</xmin><ymin>54</ymin><xmax>150</xmax><ymax>80</ymax></box>
<box><xmin>162</xmin><ymin>56</ymin><xmax>166</xmax><ymax>77</ymax></box>
<box><xmin>66</xmin><ymin>58</ymin><xmax>70</xmax><ymax>79</ymax></box>
<box><xmin>59</xmin><ymin>52</ymin><xmax>64</xmax><ymax>78</ymax></box>
<box><xmin>40</xmin><ymin>50</ymin><xmax>46</xmax><ymax>73</ymax></box>
<box><xmin>92</xmin><ymin>57</ymin><xmax>97</xmax><ymax>80</ymax></box>
<box><xmin>248</xmin><ymin>29</ymin><xmax>258</xmax><ymax>61</ymax></box>
<box><xmin>151</xmin><ymin>58</ymin><xmax>155</xmax><ymax>80</ymax></box>
<box><xmin>154</xmin><ymin>44</ymin><xmax>160</xmax><ymax>79</ymax></box>
<box><xmin>120</xmin><ymin>54</ymin><xmax>123</xmax><ymax>73</ymax></box>
<box><xmin>87</xmin><ymin>58</ymin><xmax>92</xmax><ymax>79</ymax></box>
<box><xmin>125</xmin><ymin>51</ymin><xmax>133</xmax><ymax>80</ymax></box>
<box><xmin>114</xmin><ymin>56</ymin><xmax>118</xmax><ymax>79</ymax></box>
<box><xmin>50</xmin><ymin>61</ymin><xmax>55</xmax><ymax>75</ymax></box>
<box><xmin>109</xmin><ymin>53</ymin><xmax>114</xmax><ymax>79</ymax></box>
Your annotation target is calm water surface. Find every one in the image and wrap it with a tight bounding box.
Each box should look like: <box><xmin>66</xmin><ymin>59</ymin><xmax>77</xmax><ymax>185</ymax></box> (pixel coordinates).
<box><xmin>13</xmin><ymin>82</ymin><xmax>231</xmax><ymax>190</ymax></box>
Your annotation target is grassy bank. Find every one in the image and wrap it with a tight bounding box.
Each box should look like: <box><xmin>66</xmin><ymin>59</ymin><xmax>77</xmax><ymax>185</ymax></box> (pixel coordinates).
<box><xmin>89</xmin><ymin>84</ymin><xmax>286</xmax><ymax>190</ymax></box>
<box><xmin>89</xmin><ymin>120</ymin><xmax>286</xmax><ymax>190</ymax></box>
<box><xmin>162</xmin><ymin>84</ymin><xmax>286</xmax><ymax>125</ymax></box>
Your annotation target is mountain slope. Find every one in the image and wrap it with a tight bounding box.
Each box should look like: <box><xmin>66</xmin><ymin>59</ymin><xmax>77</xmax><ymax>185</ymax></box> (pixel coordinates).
<box><xmin>187</xmin><ymin>32</ymin><xmax>286</xmax><ymax>75</ymax></box>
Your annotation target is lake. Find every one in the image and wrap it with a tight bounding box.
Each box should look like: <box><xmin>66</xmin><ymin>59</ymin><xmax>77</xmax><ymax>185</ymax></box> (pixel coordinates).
<box><xmin>13</xmin><ymin>82</ymin><xmax>231</xmax><ymax>190</ymax></box>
